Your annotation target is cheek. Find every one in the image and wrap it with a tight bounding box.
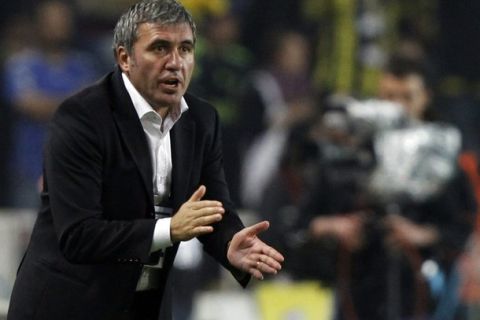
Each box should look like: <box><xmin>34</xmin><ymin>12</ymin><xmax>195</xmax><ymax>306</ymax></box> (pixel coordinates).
<box><xmin>184</xmin><ymin>61</ymin><xmax>195</xmax><ymax>81</ymax></box>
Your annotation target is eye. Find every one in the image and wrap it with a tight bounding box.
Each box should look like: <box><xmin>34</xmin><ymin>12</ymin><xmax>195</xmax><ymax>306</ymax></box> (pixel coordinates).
<box><xmin>153</xmin><ymin>44</ymin><xmax>167</xmax><ymax>53</ymax></box>
<box><xmin>180</xmin><ymin>44</ymin><xmax>194</xmax><ymax>54</ymax></box>
<box><xmin>148</xmin><ymin>41</ymin><xmax>169</xmax><ymax>54</ymax></box>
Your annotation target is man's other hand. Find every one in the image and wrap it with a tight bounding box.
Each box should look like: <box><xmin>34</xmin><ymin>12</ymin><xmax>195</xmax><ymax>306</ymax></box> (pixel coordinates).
<box><xmin>227</xmin><ymin>221</ymin><xmax>284</xmax><ymax>280</ymax></box>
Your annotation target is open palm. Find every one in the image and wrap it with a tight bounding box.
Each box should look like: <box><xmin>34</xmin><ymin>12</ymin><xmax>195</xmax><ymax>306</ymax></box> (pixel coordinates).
<box><xmin>227</xmin><ymin>221</ymin><xmax>284</xmax><ymax>280</ymax></box>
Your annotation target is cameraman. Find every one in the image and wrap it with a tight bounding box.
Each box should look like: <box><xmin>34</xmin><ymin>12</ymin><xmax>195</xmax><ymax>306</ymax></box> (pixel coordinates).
<box><xmin>294</xmin><ymin>55</ymin><xmax>476</xmax><ymax>320</ymax></box>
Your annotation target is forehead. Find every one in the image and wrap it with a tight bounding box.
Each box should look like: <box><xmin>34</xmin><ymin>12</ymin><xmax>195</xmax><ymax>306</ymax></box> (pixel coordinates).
<box><xmin>381</xmin><ymin>73</ymin><xmax>425</xmax><ymax>92</ymax></box>
<box><xmin>135</xmin><ymin>22</ymin><xmax>194</xmax><ymax>43</ymax></box>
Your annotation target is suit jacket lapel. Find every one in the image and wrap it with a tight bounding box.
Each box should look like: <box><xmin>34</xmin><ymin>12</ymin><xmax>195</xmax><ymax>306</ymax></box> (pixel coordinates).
<box><xmin>171</xmin><ymin>113</ymin><xmax>195</xmax><ymax>210</ymax></box>
<box><xmin>110</xmin><ymin>69</ymin><xmax>154</xmax><ymax>206</ymax></box>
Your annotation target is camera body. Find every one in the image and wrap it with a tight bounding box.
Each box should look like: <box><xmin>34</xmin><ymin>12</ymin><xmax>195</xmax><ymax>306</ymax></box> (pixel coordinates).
<box><xmin>322</xmin><ymin>97</ymin><xmax>461</xmax><ymax>204</ymax></box>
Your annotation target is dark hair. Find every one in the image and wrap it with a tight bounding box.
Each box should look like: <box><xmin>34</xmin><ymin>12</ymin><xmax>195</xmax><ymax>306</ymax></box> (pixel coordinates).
<box><xmin>384</xmin><ymin>54</ymin><xmax>436</xmax><ymax>92</ymax></box>
<box><xmin>384</xmin><ymin>54</ymin><xmax>440</xmax><ymax>121</ymax></box>
<box><xmin>112</xmin><ymin>0</ymin><xmax>196</xmax><ymax>58</ymax></box>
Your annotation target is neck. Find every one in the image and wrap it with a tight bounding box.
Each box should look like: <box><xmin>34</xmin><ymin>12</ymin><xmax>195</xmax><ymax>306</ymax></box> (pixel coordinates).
<box><xmin>155</xmin><ymin>106</ymin><xmax>170</xmax><ymax>119</ymax></box>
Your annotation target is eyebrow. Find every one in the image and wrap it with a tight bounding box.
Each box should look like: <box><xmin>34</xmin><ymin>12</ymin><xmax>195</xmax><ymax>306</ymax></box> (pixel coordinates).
<box><xmin>148</xmin><ymin>38</ymin><xmax>195</xmax><ymax>47</ymax></box>
<box><xmin>180</xmin><ymin>39</ymin><xmax>195</xmax><ymax>47</ymax></box>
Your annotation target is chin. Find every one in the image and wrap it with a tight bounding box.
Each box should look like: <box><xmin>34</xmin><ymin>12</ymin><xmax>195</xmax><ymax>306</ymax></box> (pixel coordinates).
<box><xmin>155</xmin><ymin>97</ymin><xmax>181</xmax><ymax>109</ymax></box>
<box><xmin>154</xmin><ymin>85</ymin><xmax>185</xmax><ymax>102</ymax></box>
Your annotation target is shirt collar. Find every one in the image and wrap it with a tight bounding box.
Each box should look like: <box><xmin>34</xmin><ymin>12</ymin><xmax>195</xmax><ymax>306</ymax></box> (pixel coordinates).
<box><xmin>121</xmin><ymin>72</ymin><xmax>188</xmax><ymax>123</ymax></box>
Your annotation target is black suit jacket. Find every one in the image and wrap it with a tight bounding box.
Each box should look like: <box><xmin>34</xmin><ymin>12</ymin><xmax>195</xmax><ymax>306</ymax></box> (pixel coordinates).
<box><xmin>8</xmin><ymin>69</ymin><xmax>247</xmax><ymax>320</ymax></box>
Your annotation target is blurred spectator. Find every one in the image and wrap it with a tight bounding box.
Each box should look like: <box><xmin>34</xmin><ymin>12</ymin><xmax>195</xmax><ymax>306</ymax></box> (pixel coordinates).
<box><xmin>73</xmin><ymin>0</ymin><xmax>136</xmax><ymax>74</ymax></box>
<box><xmin>240</xmin><ymin>0</ymin><xmax>307</xmax><ymax>59</ymax></box>
<box><xmin>190</xmin><ymin>12</ymin><xmax>253</xmax><ymax>205</ymax></box>
<box><xmin>238</xmin><ymin>29</ymin><xmax>316</xmax><ymax>210</ymax></box>
<box><xmin>3</xmin><ymin>0</ymin><xmax>99</xmax><ymax>209</ymax></box>
<box><xmin>285</xmin><ymin>55</ymin><xmax>476</xmax><ymax>319</ymax></box>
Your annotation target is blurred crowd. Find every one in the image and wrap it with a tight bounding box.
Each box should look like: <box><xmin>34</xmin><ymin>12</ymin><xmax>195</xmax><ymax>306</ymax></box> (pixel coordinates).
<box><xmin>1</xmin><ymin>0</ymin><xmax>480</xmax><ymax>319</ymax></box>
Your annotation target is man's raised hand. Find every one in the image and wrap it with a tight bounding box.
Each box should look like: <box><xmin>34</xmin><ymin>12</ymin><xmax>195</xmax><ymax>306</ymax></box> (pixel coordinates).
<box><xmin>170</xmin><ymin>185</ymin><xmax>224</xmax><ymax>242</ymax></box>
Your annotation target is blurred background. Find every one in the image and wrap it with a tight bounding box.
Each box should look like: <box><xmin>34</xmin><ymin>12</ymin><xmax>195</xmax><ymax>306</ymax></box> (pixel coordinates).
<box><xmin>1</xmin><ymin>0</ymin><xmax>480</xmax><ymax>319</ymax></box>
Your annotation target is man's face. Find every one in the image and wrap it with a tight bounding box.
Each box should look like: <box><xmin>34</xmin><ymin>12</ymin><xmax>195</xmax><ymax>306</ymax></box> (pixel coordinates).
<box><xmin>117</xmin><ymin>22</ymin><xmax>195</xmax><ymax>111</ymax></box>
<box><xmin>378</xmin><ymin>73</ymin><xmax>430</xmax><ymax>120</ymax></box>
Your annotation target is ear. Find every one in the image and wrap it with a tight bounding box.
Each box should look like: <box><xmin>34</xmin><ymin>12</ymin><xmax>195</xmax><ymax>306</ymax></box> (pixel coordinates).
<box><xmin>116</xmin><ymin>46</ymin><xmax>131</xmax><ymax>74</ymax></box>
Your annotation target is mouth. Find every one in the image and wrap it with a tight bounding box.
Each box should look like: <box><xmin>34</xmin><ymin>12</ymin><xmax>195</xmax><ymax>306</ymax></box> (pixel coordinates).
<box><xmin>160</xmin><ymin>77</ymin><xmax>181</xmax><ymax>90</ymax></box>
<box><xmin>165</xmin><ymin>79</ymin><xmax>179</xmax><ymax>86</ymax></box>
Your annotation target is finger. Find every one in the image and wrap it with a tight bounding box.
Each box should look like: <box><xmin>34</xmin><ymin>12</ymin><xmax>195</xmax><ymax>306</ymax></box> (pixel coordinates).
<box><xmin>248</xmin><ymin>267</ymin><xmax>264</xmax><ymax>280</ymax></box>
<box><xmin>258</xmin><ymin>254</ymin><xmax>282</xmax><ymax>271</ymax></box>
<box><xmin>192</xmin><ymin>226</ymin><xmax>214</xmax><ymax>236</ymax></box>
<box><xmin>244</xmin><ymin>221</ymin><xmax>270</xmax><ymax>237</ymax></box>
<box><xmin>189</xmin><ymin>185</ymin><xmax>206</xmax><ymax>202</ymax></box>
<box><xmin>196</xmin><ymin>213</ymin><xmax>223</xmax><ymax>226</ymax></box>
<box><xmin>261</xmin><ymin>246</ymin><xmax>285</xmax><ymax>262</ymax></box>
<box><xmin>189</xmin><ymin>200</ymin><xmax>224</xmax><ymax>211</ymax></box>
<box><xmin>188</xmin><ymin>207</ymin><xmax>224</xmax><ymax>222</ymax></box>
<box><xmin>247</xmin><ymin>254</ymin><xmax>282</xmax><ymax>273</ymax></box>
<box><xmin>256</xmin><ymin>261</ymin><xmax>278</xmax><ymax>274</ymax></box>
<box><xmin>245</xmin><ymin>257</ymin><xmax>264</xmax><ymax>271</ymax></box>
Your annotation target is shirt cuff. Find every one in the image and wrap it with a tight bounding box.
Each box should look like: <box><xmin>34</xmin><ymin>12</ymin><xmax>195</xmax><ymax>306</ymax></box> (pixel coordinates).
<box><xmin>150</xmin><ymin>217</ymin><xmax>173</xmax><ymax>253</ymax></box>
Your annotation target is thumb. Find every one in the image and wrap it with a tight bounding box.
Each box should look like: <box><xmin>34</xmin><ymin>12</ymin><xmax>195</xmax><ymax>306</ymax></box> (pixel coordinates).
<box><xmin>189</xmin><ymin>185</ymin><xmax>206</xmax><ymax>202</ymax></box>
<box><xmin>245</xmin><ymin>220</ymin><xmax>270</xmax><ymax>237</ymax></box>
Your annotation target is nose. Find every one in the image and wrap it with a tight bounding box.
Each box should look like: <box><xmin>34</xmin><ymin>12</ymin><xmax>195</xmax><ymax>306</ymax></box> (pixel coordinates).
<box><xmin>165</xmin><ymin>49</ymin><xmax>182</xmax><ymax>70</ymax></box>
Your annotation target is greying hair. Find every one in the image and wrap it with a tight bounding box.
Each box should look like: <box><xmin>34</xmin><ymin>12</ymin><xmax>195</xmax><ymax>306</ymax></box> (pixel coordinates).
<box><xmin>113</xmin><ymin>0</ymin><xmax>196</xmax><ymax>57</ymax></box>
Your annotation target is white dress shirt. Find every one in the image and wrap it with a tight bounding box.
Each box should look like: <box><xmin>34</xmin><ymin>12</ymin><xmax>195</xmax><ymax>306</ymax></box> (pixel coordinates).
<box><xmin>122</xmin><ymin>72</ymin><xmax>188</xmax><ymax>253</ymax></box>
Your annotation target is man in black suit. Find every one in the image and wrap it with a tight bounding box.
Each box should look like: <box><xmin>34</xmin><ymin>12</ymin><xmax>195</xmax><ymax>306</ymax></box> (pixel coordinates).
<box><xmin>7</xmin><ymin>1</ymin><xmax>284</xmax><ymax>319</ymax></box>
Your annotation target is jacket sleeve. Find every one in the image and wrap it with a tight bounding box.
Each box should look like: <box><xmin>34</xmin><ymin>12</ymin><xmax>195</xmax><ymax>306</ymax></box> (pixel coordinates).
<box><xmin>195</xmin><ymin>107</ymin><xmax>250</xmax><ymax>286</ymax></box>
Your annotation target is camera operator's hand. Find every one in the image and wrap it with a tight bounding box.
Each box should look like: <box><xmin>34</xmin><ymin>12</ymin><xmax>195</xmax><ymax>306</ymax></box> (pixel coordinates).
<box><xmin>310</xmin><ymin>211</ymin><xmax>367</xmax><ymax>251</ymax></box>
<box><xmin>170</xmin><ymin>185</ymin><xmax>225</xmax><ymax>242</ymax></box>
<box><xmin>383</xmin><ymin>214</ymin><xmax>439</xmax><ymax>251</ymax></box>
